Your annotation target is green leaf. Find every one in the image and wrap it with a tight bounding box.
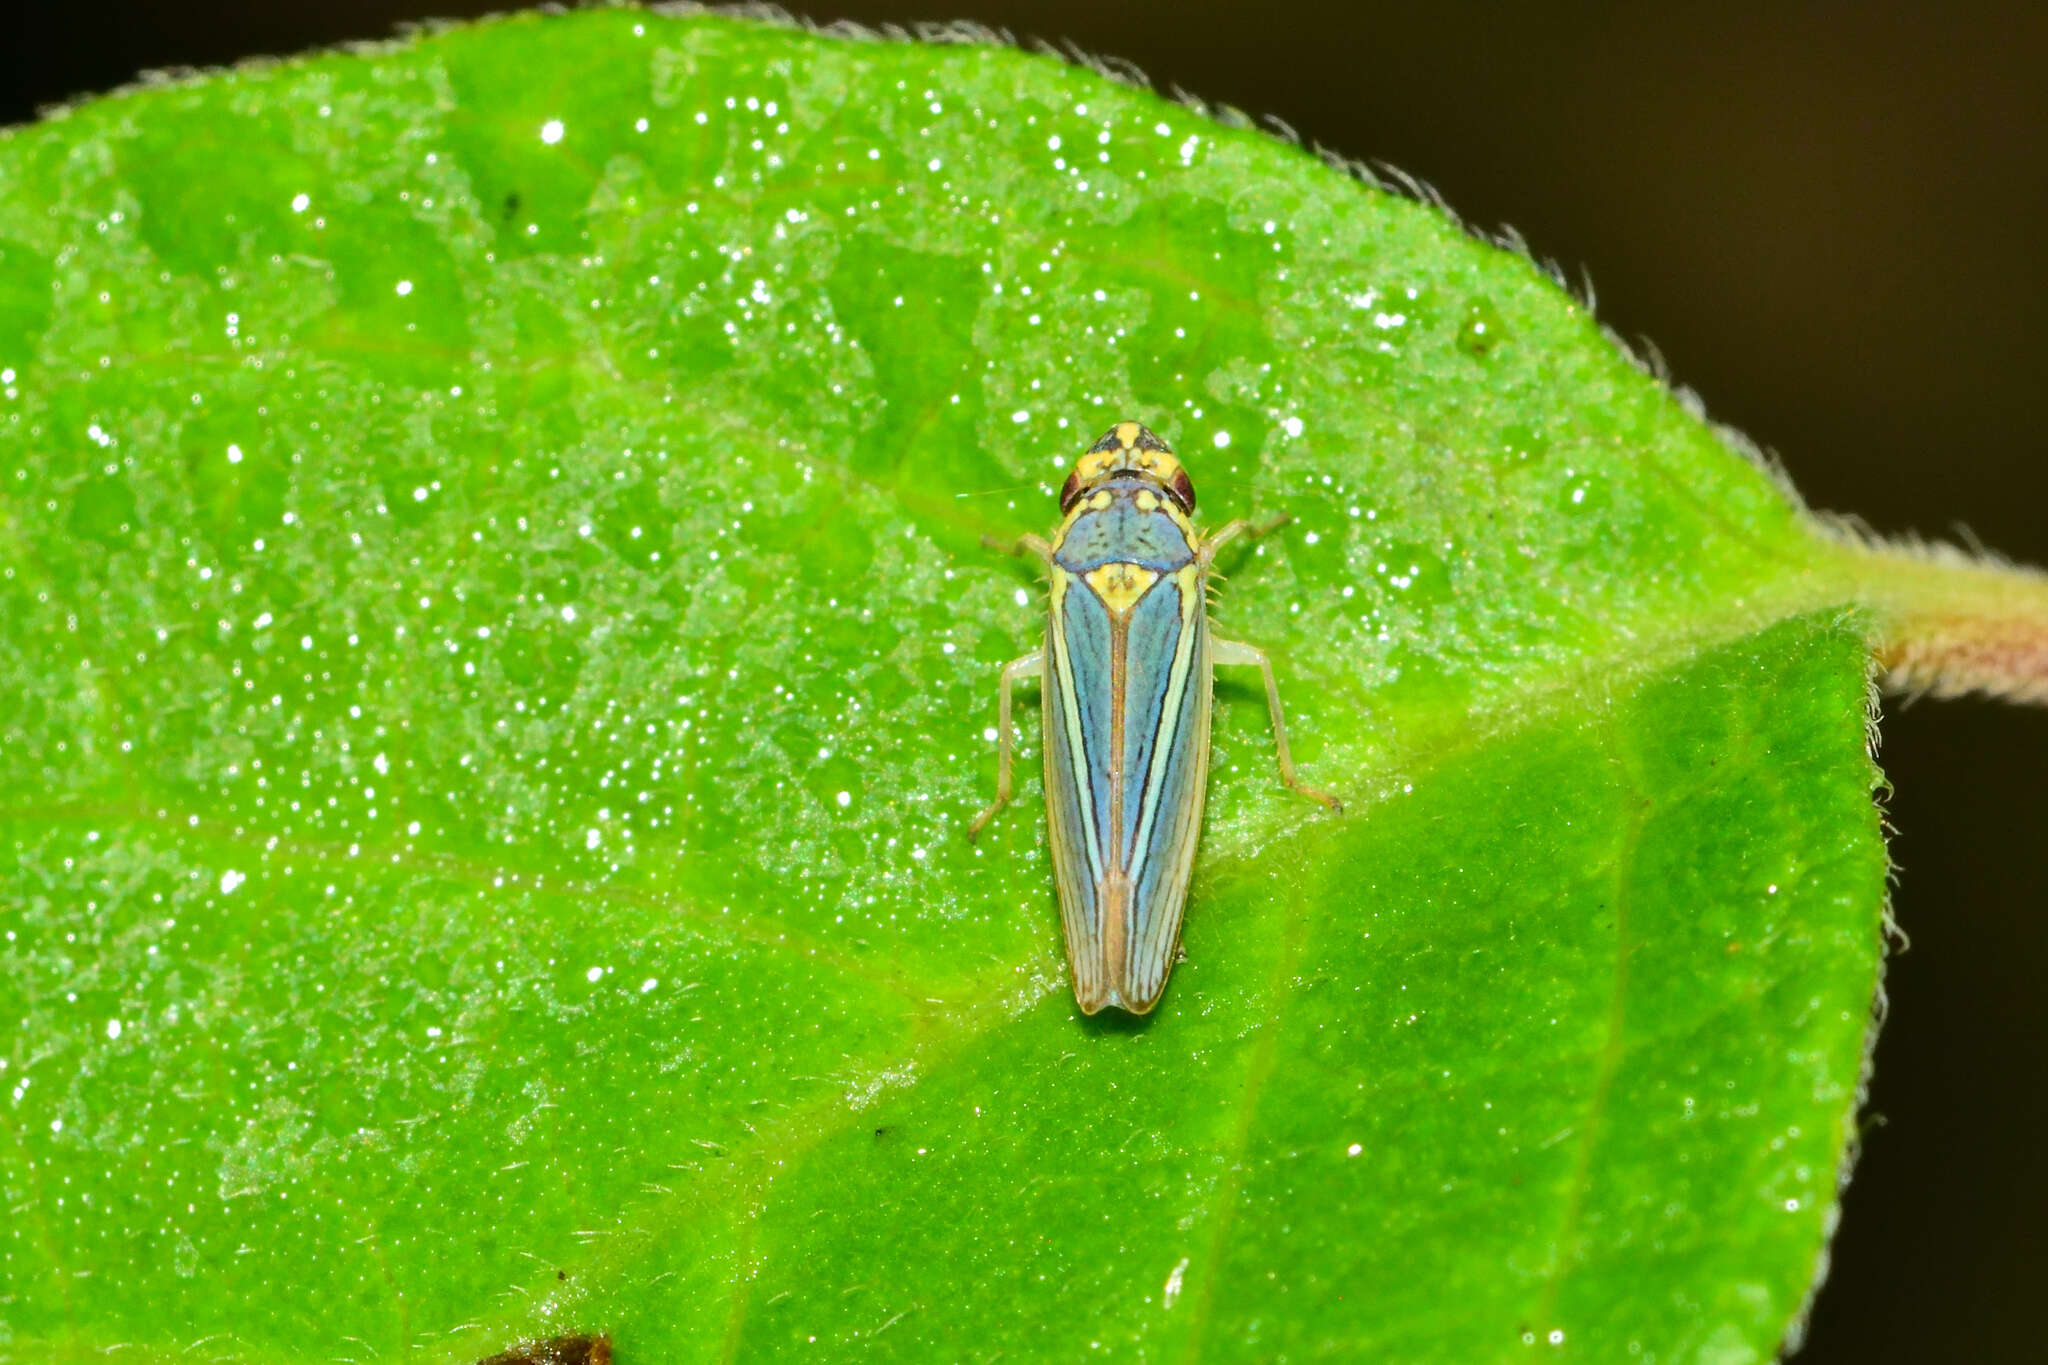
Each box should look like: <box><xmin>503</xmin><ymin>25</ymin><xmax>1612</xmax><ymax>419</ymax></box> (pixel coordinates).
<box><xmin>16</xmin><ymin>8</ymin><xmax>2026</xmax><ymax>1360</ymax></box>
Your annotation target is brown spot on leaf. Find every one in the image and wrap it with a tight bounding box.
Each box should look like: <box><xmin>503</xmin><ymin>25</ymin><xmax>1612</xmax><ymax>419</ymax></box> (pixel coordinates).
<box><xmin>475</xmin><ymin>1334</ymin><xmax>612</xmax><ymax>1365</ymax></box>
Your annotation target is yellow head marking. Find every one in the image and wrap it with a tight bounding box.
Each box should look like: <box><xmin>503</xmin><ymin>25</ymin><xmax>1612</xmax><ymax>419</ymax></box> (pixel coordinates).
<box><xmin>1084</xmin><ymin>561</ymin><xmax>1160</xmax><ymax>616</ymax></box>
<box><xmin>1075</xmin><ymin>449</ymin><xmax>1121</xmax><ymax>482</ymax></box>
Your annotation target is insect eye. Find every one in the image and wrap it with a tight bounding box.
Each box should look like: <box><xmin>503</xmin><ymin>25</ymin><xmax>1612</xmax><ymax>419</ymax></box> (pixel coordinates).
<box><xmin>1059</xmin><ymin>470</ymin><xmax>1084</xmax><ymax>512</ymax></box>
<box><xmin>1168</xmin><ymin>468</ymin><xmax>1196</xmax><ymax>512</ymax></box>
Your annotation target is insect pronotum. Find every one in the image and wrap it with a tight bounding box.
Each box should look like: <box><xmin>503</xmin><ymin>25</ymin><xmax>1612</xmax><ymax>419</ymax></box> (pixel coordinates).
<box><xmin>969</xmin><ymin>420</ymin><xmax>1341</xmax><ymax>1015</ymax></box>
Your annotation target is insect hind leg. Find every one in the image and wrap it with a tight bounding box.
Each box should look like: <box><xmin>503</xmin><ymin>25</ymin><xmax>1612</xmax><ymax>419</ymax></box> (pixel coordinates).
<box><xmin>967</xmin><ymin>650</ymin><xmax>1045</xmax><ymax>839</ymax></box>
<box><xmin>1210</xmin><ymin>637</ymin><xmax>1342</xmax><ymax>812</ymax></box>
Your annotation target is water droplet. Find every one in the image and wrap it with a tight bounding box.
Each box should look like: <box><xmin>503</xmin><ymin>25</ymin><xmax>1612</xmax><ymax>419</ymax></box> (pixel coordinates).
<box><xmin>1162</xmin><ymin>1256</ymin><xmax>1189</xmax><ymax>1307</ymax></box>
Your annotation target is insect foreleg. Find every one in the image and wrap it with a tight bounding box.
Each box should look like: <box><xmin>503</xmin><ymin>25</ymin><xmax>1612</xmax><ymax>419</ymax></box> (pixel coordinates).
<box><xmin>967</xmin><ymin>650</ymin><xmax>1045</xmax><ymax>839</ymax></box>
<box><xmin>982</xmin><ymin>533</ymin><xmax>1055</xmax><ymax>563</ymax></box>
<box><xmin>1211</xmin><ymin>637</ymin><xmax>1342</xmax><ymax>812</ymax></box>
<box><xmin>1199</xmin><ymin>513</ymin><xmax>1291</xmax><ymax>567</ymax></box>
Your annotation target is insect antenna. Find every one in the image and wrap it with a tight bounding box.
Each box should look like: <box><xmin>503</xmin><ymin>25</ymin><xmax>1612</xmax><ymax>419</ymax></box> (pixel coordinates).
<box><xmin>951</xmin><ymin>481</ymin><xmax>1053</xmax><ymax>501</ymax></box>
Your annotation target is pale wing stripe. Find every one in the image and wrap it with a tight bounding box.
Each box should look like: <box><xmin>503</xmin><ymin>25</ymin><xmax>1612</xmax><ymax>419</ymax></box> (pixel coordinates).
<box><xmin>1047</xmin><ymin>574</ymin><xmax>1106</xmax><ymax>884</ymax></box>
<box><xmin>1136</xmin><ymin>766</ymin><xmax>1205</xmax><ymax>991</ymax></box>
<box><xmin>1124</xmin><ymin>570</ymin><xmax>1203</xmax><ymax>878</ymax></box>
<box><xmin>1133</xmin><ymin>679</ymin><xmax>1207</xmax><ymax>996</ymax></box>
<box><xmin>1054</xmin><ymin>830</ymin><xmax>1102</xmax><ymax>1005</ymax></box>
<box><xmin>1045</xmin><ymin>603</ymin><xmax>1106</xmax><ymax>1008</ymax></box>
<box><xmin>1120</xmin><ymin>576</ymin><xmax>1206</xmax><ymax>1001</ymax></box>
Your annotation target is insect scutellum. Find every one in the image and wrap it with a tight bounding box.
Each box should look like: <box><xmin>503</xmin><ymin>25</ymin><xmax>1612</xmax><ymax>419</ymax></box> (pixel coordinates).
<box><xmin>970</xmin><ymin>419</ymin><xmax>1341</xmax><ymax>1016</ymax></box>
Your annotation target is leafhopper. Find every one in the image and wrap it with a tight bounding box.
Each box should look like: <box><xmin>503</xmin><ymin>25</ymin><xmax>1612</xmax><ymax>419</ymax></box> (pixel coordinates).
<box><xmin>970</xmin><ymin>421</ymin><xmax>1341</xmax><ymax>1015</ymax></box>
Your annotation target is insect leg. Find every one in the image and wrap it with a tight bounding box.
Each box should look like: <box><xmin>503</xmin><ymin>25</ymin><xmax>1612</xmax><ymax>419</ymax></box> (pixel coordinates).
<box><xmin>982</xmin><ymin>533</ymin><xmax>1055</xmax><ymax>563</ymax></box>
<box><xmin>967</xmin><ymin>650</ymin><xmax>1045</xmax><ymax>840</ymax></box>
<box><xmin>1210</xmin><ymin>637</ymin><xmax>1342</xmax><ymax>812</ymax></box>
<box><xmin>1200</xmin><ymin>513</ymin><xmax>1291</xmax><ymax>567</ymax></box>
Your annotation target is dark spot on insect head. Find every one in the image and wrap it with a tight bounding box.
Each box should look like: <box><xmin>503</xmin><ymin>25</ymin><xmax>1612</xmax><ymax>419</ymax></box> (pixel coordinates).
<box><xmin>1059</xmin><ymin>469</ymin><xmax>1084</xmax><ymax>512</ymax></box>
<box><xmin>1167</xmin><ymin>467</ymin><xmax>1197</xmax><ymax>512</ymax></box>
<box><xmin>1086</xmin><ymin>420</ymin><xmax>1174</xmax><ymax>456</ymax></box>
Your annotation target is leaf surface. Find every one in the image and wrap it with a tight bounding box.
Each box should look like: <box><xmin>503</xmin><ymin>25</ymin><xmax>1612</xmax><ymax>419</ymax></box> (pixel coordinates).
<box><xmin>0</xmin><ymin>11</ymin><xmax>1890</xmax><ymax>1362</ymax></box>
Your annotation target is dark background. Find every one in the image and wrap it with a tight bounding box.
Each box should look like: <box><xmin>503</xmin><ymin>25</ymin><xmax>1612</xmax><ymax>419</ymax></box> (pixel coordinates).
<box><xmin>9</xmin><ymin>2</ymin><xmax>2045</xmax><ymax>1357</ymax></box>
